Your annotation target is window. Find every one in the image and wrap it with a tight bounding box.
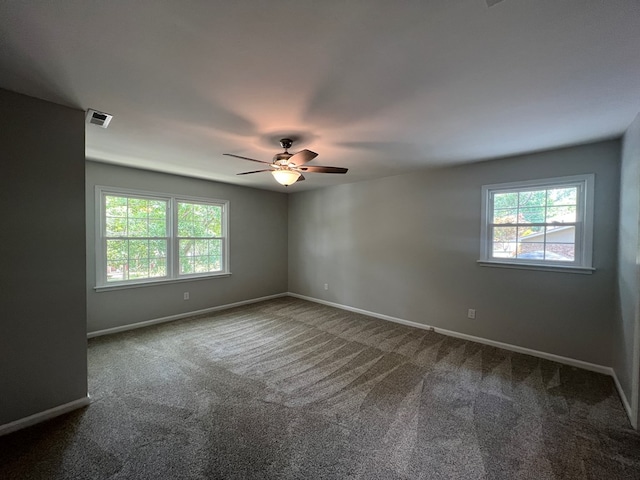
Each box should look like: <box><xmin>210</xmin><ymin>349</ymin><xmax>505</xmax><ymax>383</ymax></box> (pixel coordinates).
<box><xmin>96</xmin><ymin>187</ymin><xmax>229</xmax><ymax>288</ymax></box>
<box><xmin>177</xmin><ymin>201</ymin><xmax>224</xmax><ymax>275</ymax></box>
<box><xmin>479</xmin><ymin>174</ymin><xmax>594</xmax><ymax>273</ymax></box>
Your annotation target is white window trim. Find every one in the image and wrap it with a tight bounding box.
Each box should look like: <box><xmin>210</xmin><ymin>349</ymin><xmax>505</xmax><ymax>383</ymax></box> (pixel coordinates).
<box><xmin>478</xmin><ymin>174</ymin><xmax>595</xmax><ymax>274</ymax></box>
<box><xmin>95</xmin><ymin>186</ymin><xmax>230</xmax><ymax>290</ymax></box>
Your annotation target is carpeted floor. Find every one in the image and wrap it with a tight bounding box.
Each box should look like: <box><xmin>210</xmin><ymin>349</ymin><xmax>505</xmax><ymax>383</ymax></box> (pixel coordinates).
<box><xmin>1</xmin><ymin>297</ymin><xmax>639</xmax><ymax>479</ymax></box>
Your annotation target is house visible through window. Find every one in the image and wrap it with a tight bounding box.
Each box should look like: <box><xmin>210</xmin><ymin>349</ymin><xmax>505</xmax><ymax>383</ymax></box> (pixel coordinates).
<box><xmin>97</xmin><ymin>187</ymin><xmax>229</xmax><ymax>287</ymax></box>
<box><xmin>479</xmin><ymin>175</ymin><xmax>594</xmax><ymax>272</ymax></box>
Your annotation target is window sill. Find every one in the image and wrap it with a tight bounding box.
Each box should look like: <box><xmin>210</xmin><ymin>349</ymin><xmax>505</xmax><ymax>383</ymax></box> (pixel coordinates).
<box><xmin>94</xmin><ymin>272</ymin><xmax>232</xmax><ymax>292</ymax></box>
<box><xmin>477</xmin><ymin>260</ymin><xmax>594</xmax><ymax>275</ymax></box>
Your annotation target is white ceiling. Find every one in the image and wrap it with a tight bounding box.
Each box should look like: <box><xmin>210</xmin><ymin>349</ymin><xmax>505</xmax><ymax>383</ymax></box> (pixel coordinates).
<box><xmin>1</xmin><ymin>0</ymin><xmax>639</xmax><ymax>192</ymax></box>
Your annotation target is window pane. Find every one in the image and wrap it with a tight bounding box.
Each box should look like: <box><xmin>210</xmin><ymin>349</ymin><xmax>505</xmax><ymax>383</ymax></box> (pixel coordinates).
<box><xmin>493</xmin><ymin>243</ymin><xmax>516</xmax><ymax>258</ymax></box>
<box><xmin>546</xmin><ymin>206</ymin><xmax>576</xmax><ymax>223</ymax></box>
<box><xmin>208</xmin><ymin>206</ymin><xmax>223</xmax><ymax>236</ymax></box>
<box><xmin>518</xmin><ymin>225</ymin><xmax>543</xmax><ymax>241</ymax></box>
<box><xmin>128</xmin><ymin>218</ymin><xmax>148</xmax><ymax>237</ymax></box>
<box><xmin>545</xmin><ymin>244</ymin><xmax>574</xmax><ymax>261</ymax></box>
<box><xmin>150</xmin><ymin>258</ymin><xmax>166</xmax><ymax>278</ymax></box>
<box><xmin>518</xmin><ymin>207</ymin><xmax>545</xmax><ymax>224</ymax></box>
<box><xmin>147</xmin><ymin>239</ymin><xmax>168</xmax><ymax>278</ymax></box>
<box><xmin>180</xmin><ymin>256</ymin><xmax>194</xmax><ymax>274</ymax></box>
<box><xmin>106</xmin><ymin>240</ymin><xmax>127</xmax><ymax>261</ymax></box>
<box><xmin>106</xmin><ymin>263</ymin><xmax>125</xmax><ymax>282</ymax></box>
<box><xmin>178</xmin><ymin>237</ymin><xmax>222</xmax><ymax>275</ymax></box>
<box><xmin>193</xmin><ymin>204</ymin><xmax>208</xmax><ymax>221</ymax></box>
<box><xmin>177</xmin><ymin>202</ymin><xmax>223</xmax><ymax>238</ymax></box>
<box><xmin>547</xmin><ymin>187</ymin><xmax>577</xmax><ymax>206</ymax></box>
<box><xmin>493</xmin><ymin>192</ymin><xmax>518</xmax><ymax>209</ymax></box>
<box><xmin>191</xmin><ymin>239</ymin><xmax>205</xmax><ymax>256</ymax></box>
<box><xmin>492</xmin><ymin>226</ymin><xmax>517</xmax><ymax>257</ymax></box>
<box><xmin>149</xmin><ymin>240</ymin><xmax>167</xmax><ymax>258</ymax></box>
<box><xmin>106</xmin><ymin>195</ymin><xmax>126</xmax><ymax>208</ymax></box>
<box><xmin>148</xmin><ymin>200</ymin><xmax>166</xmax><ymax>219</ymax></box>
<box><xmin>106</xmin><ymin>217</ymin><xmax>127</xmax><ymax>236</ymax></box>
<box><xmin>106</xmin><ymin>239</ymin><xmax>127</xmax><ymax>282</ymax></box>
<box><xmin>129</xmin><ymin>258</ymin><xmax>149</xmax><ymax>279</ymax></box>
<box><xmin>194</xmin><ymin>256</ymin><xmax>209</xmax><ymax>273</ymax></box>
<box><xmin>179</xmin><ymin>239</ymin><xmax>194</xmax><ymax>275</ymax></box>
<box><xmin>105</xmin><ymin>196</ymin><xmax>127</xmax><ymax>217</ymax></box>
<box><xmin>209</xmin><ymin>255</ymin><xmax>222</xmax><ymax>271</ymax></box>
<box><xmin>517</xmin><ymin>243</ymin><xmax>545</xmax><ymax>259</ymax></box>
<box><xmin>128</xmin><ymin>198</ymin><xmax>149</xmax><ymax>218</ymax></box>
<box><xmin>177</xmin><ymin>203</ymin><xmax>194</xmax><ymax>236</ymax></box>
<box><xmin>180</xmin><ymin>239</ymin><xmax>195</xmax><ymax>257</ymax></box>
<box><xmin>105</xmin><ymin>196</ymin><xmax>167</xmax><ymax>241</ymax></box>
<box><xmin>493</xmin><ymin>226</ymin><xmax>517</xmax><ymax>243</ymax></box>
<box><xmin>209</xmin><ymin>239</ymin><xmax>222</xmax><ymax>256</ymax></box>
<box><xmin>516</xmin><ymin>227</ymin><xmax>543</xmax><ymax>261</ymax></box>
<box><xmin>129</xmin><ymin>239</ymin><xmax>149</xmax><ymax>260</ymax></box>
<box><xmin>518</xmin><ymin>190</ymin><xmax>546</xmax><ymax>207</ymax></box>
<box><xmin>148</xmin><ymin>219</ymin><xmax>166</xmax><ymax>237</ymax></box>
<box><xmin>493</xmin><ymin>208</ymin><xmax>518</xmax><ymax>224</ymax></box>
<box><xmin>545</xmin><ymin>225</ymin><xmax>575</xmax><ymax>244</ymax></box>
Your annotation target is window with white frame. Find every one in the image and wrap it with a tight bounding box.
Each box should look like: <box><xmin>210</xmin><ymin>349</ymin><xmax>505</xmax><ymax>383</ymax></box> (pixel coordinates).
<box><xmin>479</xmin><ymin>174</ymin><xmax>594</xmax><ymax>272</ymax></box>
<box><xmin>97</xmin><ymin>187</ymin><xmax>229</xmax><ymax>287</ymax></box>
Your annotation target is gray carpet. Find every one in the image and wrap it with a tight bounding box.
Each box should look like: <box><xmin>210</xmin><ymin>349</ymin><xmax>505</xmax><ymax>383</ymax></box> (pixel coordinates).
<box><xmin>1</xmin><ymin>297</ymin><xmax>639</xmax><ymax>479</ymax></box>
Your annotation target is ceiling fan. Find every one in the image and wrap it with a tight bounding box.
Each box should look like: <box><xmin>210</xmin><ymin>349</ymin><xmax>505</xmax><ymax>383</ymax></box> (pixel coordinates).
<box><xmin>224</xmin><ymin>138</ymin><xmax>348</xmax><ymax>186</ymax></box>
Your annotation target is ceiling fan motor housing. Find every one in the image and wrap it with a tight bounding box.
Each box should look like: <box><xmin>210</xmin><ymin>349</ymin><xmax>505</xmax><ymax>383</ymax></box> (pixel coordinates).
<box><xmin>273</xmin><ymin>152</ymin><xmax>293</xmax><ymax>165</ymax></box>
<box><xmin>279</xmin><ymin>138</ymin><xmax>293</xmax><ymax>150</ymax></box>
<box><xmin>275</xmin><ymin>138</ymin><xmax>294</xmax><ymax>165</ymax></box>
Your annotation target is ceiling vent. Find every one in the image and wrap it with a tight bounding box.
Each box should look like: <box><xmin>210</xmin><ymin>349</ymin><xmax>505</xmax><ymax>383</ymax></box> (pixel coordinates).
<box><xmin>86</xmin><ymin>109</ymin><xmax>113</xmax><ymax>128</ymax></box>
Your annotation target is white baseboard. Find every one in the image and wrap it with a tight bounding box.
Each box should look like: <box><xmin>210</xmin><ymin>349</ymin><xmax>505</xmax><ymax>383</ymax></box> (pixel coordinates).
<box><xmin>0</xmin><ymin>396</ymin><xmax>91</xmax><ymax>437</ymax></box>
<box><xmin>288</xmin><ymin>292</ymin><xmax>612</xmax><ymax>376</ymax></box>
<box><xmin>87</xmin><ymin>293</ymin><xmax>288</xmax><ymax>338</ymax></box>
<box><xmin>612</xmin><ymin>370</ymin><xmax>637</xmax><ymax>428</ymax></box>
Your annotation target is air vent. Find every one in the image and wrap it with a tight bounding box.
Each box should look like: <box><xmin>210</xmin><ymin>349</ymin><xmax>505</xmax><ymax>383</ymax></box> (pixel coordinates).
<box><xmin>86</xmin><ymin>109</ymin><xmax>113</xmax><ymax>128</ymax></box>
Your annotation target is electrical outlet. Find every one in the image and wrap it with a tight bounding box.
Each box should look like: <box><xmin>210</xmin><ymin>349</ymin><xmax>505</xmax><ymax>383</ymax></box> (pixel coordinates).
<box><xmin>467</xmin><ymin>308</ymin><xmax>476</xmax><ymax>319</ymax></box>
<box><xmin>324</xmin><ymin>283</ymin><xmax>329</xmax><ymax>291</ymax></box>
<box><xmin>184</xmin><ymin>292</ymin><xmax>190</xmax><ymax>300</ymax></box>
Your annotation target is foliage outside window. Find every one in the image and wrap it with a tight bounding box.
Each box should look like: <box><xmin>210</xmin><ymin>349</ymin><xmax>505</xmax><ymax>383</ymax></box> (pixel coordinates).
<box><xmin>104</xmin><ymin>195</ymin><xmax>169</xmax><ymax>281</ymax></box>
<box><xmin>479</xmin><ymin>175</ymin><xmax>594</xmax><ymax>272</ymax></box>
<box><xmin>177</xmin><ymin>201</ymin><xmax>224</xmax><ymax>275</ymax></box>
<box><xmin>97</xmin><ymin>187</ymin><xmax>229</xmax><ymax>287</ymax></box>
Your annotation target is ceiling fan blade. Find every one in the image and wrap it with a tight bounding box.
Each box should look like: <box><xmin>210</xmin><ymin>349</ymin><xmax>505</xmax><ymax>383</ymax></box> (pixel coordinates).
<box><xmin>236</xmin><ymin>169</ymin><xmax>272</xmax><ymax>175</ymax></box>
<box><xmin>297</xmin><ymin>166</ymin><xmax>348</xmax><ymax>174</ymax></box>
<box><xmin>289</xmin><ymin>149</ymin><xmax>318</xmax><ymax>165</ymax></box>
<box><xmin>223</xmin><ymin>153</ymin><xmax>271</xmax><ymax>165</ymax></box>
<box><xmin>296</xmin><ymin>174</ymin><xmax>305</xmax><ymax>182</ymax></box>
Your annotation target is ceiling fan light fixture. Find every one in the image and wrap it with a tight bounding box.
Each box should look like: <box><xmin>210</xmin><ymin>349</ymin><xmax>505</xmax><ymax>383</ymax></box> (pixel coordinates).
<box><xmin>271</xmin><ymin>169</ymin><xmax>301</xmax><ymax>186</ymax></box>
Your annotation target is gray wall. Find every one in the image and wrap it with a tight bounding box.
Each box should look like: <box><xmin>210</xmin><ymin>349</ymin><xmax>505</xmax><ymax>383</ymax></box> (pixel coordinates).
<box><xmin>288</xmin><ymin>140</ymin><xmax>620</xmax><ymax>366</ymax></box>
<box><xmin>0</xmin><ymin>89</ymin><xmax>87</xmax><ymax>425</ymax></box>
<box><xmin>613</xmin><ymin>113</ymin><xmax>640</xmax><ymax>427</ymax></box>
<box><xmin>86</xmin><ymin>162</ymin><xmax>288</xmax><ymax>333</ymax></box>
